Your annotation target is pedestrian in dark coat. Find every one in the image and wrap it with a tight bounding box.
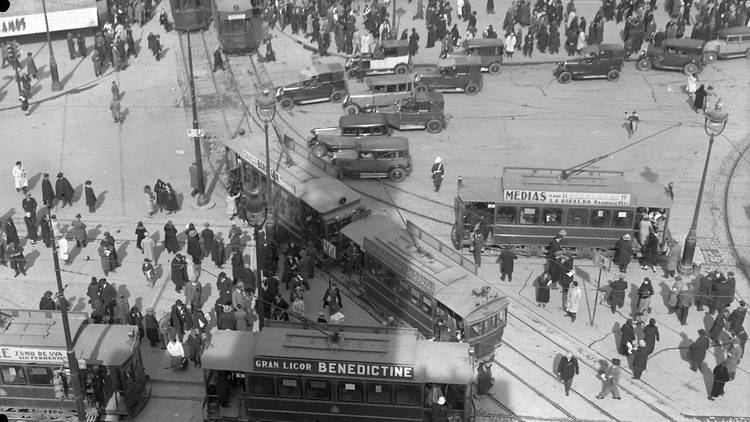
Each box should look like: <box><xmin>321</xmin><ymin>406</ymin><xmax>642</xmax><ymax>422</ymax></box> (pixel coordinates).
<box><xmin>608</xmin><ymin>274</ymin><xmax>628</xmax><ymax>313</ymax></box>
<box><xmin>637</xmin><ymin>278</ymin><xmax>654</xmax><ymax>315</ymax></box>
<box><xmin>41</xmin><ymin>173</ymin><xmax>55</xmax><ymax>208</ymax></box>
<box><xmin>614</xmin><ymin>234</ymin><xmax>633</xmax><ymax>272</ymax></box>
<box><xmin>163</xmin><ymin>220</ymin><xmax>180</xmax><ymax>253</ymax></box>
<box><xmin>67</xmin><ymin>32</ymin><xmax>76</xmax><ymax>59</ymax></box>
<box><xmin>128</xmin><ymin>306</ymin><xmax>144</xmax><ymax>338</ymax></box>
<box><xmin>549</xmin><ymin>25</ymin><xmax>561</xmax><ymax>53</ymax></box>
<box><xmin>709</xmin><ymin>309</ymin><xmax>728</xmax><ymax>345</ymax></box>
<box><xmin>431</xmin><ymin>157</ymin><xmax>445</xmax><ymax>192</ymax></box>
<box><xmin>216</xmin><ymin>272</ymin><xmax>234</xmax><ymax>305</ymax></box>
<box><xmin>693</xmin><ymin>84</ymin><xmax>707</xmax><ymax>112</ymax></box>
<box><xmin>39</xmin><ymin>215</ymin><xmax>53</xmax><ymax>248</ymax></box>
<box><xmin>98</xmin><ymin>241</ymin><xmax>117</xmax><ymax>275</ymax></box>
<box><xmin>476</xmin><ymin>361</ymin><xmax>494</xmax><ymax>395</ymax></box>
<box><xmin>4</xmin><ymin>219</ymin><xmax>20</xmax><ymax>247</ymax></box>
<box><xmin>709</xmin><ymin>360</ymin><xmax>730</xmax><ymax>400</ymax></box>
<box><xmin>497</xmin><ymin>247</ymin><xmax>518</xmax><ymax>281</ymax></box>
<box><xmin>54</xmin><ymin>172</ymin><xmax>74</xmax><ymax>207</ymax></box>
<box><xmin>231</xmin><ymin>249</ymin><xmax>245</xmax><ymax>282</ymax></box>
<box><xmin>643</xmin><ymin>318</ymin><xmax>660</xmax><ymax>354</ymax></box>
<box><xmin>631</xmin><ymin>340</ymin><xmax>649</xmax><ymax>379</ymax></box>
<box><xmin>522</xmin><ymin>32</ymin><xmax>534</xmax><ymax>56</ymax></box>
<box><xmin>77</xmin><ymin>32</ymin><xmax>87</xmax><ymax>57</ymax></box>
<box><xmin>170</xmin><ymin>300</ymin><xmax>191</xmax><ymax>342</ymax></box>
<box><xmin>98</xmin><ymin>278</ymin><xmax>117</xmax><ymax>323</ymax></box>
<box><xmin>87</xmin><ymin>277</ymin><xmax>101</xmax><ymax>311</ymax></box>
<box><xmin>186</xmin><ymin>224</ymin><xmax>202</xmax><ymax>264</ymax></box>
<box><xmin>69</xmin><ymin>214</ymin><xmax>87</xmax><ymax>248</ymax></box>
<box><xmin>619</xmin><ymin>319</ymin><xmax>635</xmax><ymax>356</ymax></box>
<box><xmin>171</xmin><ymin>254</ymin><xmax>189</xmax><ymax>293</ymax></box>
<box><xmin>534</xmin><ymin>272</ymin><xmax>552</xmax><ymax>307</ymax></box>
<box><xmin>25</xmin><ymin>52</ymin><xmax>37</xmax><ymax>79</ymax></box>
<box><xmin>559</xmin><ymin>254</ymin><xmax>574</xmax><ymax>307</ymax></box>
<box><xmin>689</xmin><ymin>329</ymin><xmax>710</xmax><ymax>371</ymax></box>
<box><xmin>710</xmin><ymin>276</ymin><xmax>734</xmax><ymax>314</ymax></box>
<box><xmin>212</xmin><ymin>236</ymin><xmax>226</xmax><ymax>267</ymax></box>
<box><xmin>84</xmin><ymin>180</ymin><xmax>97</xmax><ymax>212</ymax></box>
<box><xmin>408</xmin><ymin>28</ymin><xmax>420</xmax><ymax>56</ymax></box>
<box><xmin>164</xmin><ymin>183</ymin><xmax>179</xmax><ymax>213</ymax></box>
<box><xmin>154</xmin><ymin>179</ymin><xmax>168</xmax><ymax>212</ymax></box>
<box><xmin>144</xmin><ymin>309</ymin><xmax>160</xmax><ymax>346</ymax></box>
<box><xmin>201</xmin><ymin>223</ymin><xmax>214</xmax><ymax>258</ymax></box>
<box><xmin>217</xmin><ymin>304</ymin><xmax>237</xmax><ymax>330</ymax></box>
<box><xmin>323</xmin><ymin>282</ymin><xmax>344</xmax><ymax>315</ymax></box>
<box><xmin>729</xmin><ymin>301</ymin><xmax>747</xmax><ymax>335</ymax></box>
<box><xmin>39</xmin><ymin>291</ymin><xmax>56</xmax><ymax>310</ymax></box>
<box><xmin>213</xmin><ymin>46</ymin><xmax>225</xmax><ymax>72</ymax></box>
<box><xmin>557</xmin><ymin>353</ymin><xmax>579</xmax><ymax>396</ymax></box>
<box><xmin>596</xmin><ymin>358</ymin><xmax>622</xmax><ymax>399</ymax></box>
<box><xmin>696</xmin><ymin>273</ymin><xmax>714</xmax><ymax>310</ymax></box>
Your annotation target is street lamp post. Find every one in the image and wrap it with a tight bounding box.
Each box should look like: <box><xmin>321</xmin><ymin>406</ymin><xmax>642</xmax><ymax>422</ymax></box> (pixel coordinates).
<box><xmin>679</xmin><ymin>101</ymin><xmax>729</xmax><ymax>274</ymax></box>
<box><xmin>40</xmin><ymin>0</ymin><xmax>61</xmax><ymax>91</ymax></box>
<box><xmin>186</xmin><ymin>31</ymin><xmax>207</xmax><ymax>200</ymax></box>
<box><xmin>255</xmin><ymin>89</ymin><xmax>276</xmax><ymax>330</ymax></box>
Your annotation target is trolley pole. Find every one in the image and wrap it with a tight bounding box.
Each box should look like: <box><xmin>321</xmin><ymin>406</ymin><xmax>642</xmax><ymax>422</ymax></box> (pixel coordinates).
<box><xmin>50</xmin><ymin>220</ymin><xmax>86</xmax><ymax>421</ymax></box>
<box><xmin>186</xmin><ymin>31</ymin><xmax>206</xmax><ymax>197</ymax></box>
<box><xmin>41</xmin><ymin>0</ymin><xmax>61</xmax><ymax>91</ymax></box>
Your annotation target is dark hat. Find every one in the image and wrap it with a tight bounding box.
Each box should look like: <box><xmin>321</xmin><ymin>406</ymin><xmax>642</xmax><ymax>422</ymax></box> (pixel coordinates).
<box><xmin>15</xmin><ymin>160</ymin><xmax>21</xmax><ymax>165</ymax></box>
<box><xmin>99</xmin><ymin>278</ymin><xmax>107</xmax><ymax>283</ymax></box>
<box><xmin>75</xmin><ymin>213</ymin><xmax>81</xmax><ymax>218</ymax></box>
<box><xmin>85</xmin><ymin>180</ymin><xmax>92</xmax><ymax>185</ymax></box>
<box><xmin>204</xmin><ymin>222</ymin><xmax>210</xmax><ymax>227</ymax></box>
<box><xmin>44</xmin><ymin>290</ymin><xmax>53</xmax><ymax>296</ymax></box>
<box><xmin>740</xmin><ymin>300</ymin><xmax>746</xmax><ymax>307</ymax></box>
<box><xmin>144</xmin><ymin>258</ymin><xmax>151</xmax><ymax>262</ymax></box>
<box><xmin>728</xmin><ymin>271</ymin><xmax>734</xmax><ymax>277</ymax></box>
<box><xmin>43</xmin><ymin>173</ymin><xmax>50</xmax><ymax>178</ymax></box>
<box><xmin>611</xmin><ymin>358</ymin><xmax>621</xmax><ymax>365</ymax></box>
<box><xmin>698</xmin><ymin>329</ymin><xmax>707</xmax><ymax>335</ymax></box>
<box><xmin>57</xmin><ymin>172</ymin><xmax>63</xmax><ymax>178</ymax></box>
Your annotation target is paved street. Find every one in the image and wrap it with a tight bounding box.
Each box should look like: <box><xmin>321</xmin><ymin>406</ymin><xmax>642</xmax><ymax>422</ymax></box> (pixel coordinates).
<box><xmin>0</xmin><ymin>0</ymin><xmax>748</xmax><ymax>419</ymax></box>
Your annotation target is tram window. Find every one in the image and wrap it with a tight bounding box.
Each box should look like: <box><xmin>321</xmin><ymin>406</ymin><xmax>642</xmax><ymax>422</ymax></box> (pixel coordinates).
<box><xmin>28</xmin><ymin>367</ymin><xmax>53</xmax><ymax>385</ymax></box>
<box><xmin>0</xmin><ymin>366</ymin><xmax>27</xmax><ymax>385</ymax></box>
<box><xmin>228</xmin><ymin>19</ymin><xmax>245</xmax><ymax>33</ymax></box>
<box><xmin>397</xmin><ymin>279</ymin><xmax>410</xmax><ymax>298</ymax></box>
<box><xmin>567</xmin><ymin>208</ymin><xmax>589</xmax><ymax>226</ymax></box>
<box><xmin>121</xmin><ymin>362</ymin><xmax>135</xmax><ymax>390</ymax></box>
<box><xmin>249</xmin><ymin>376</ymin><xmax>275</xmax><ymax>396</ymax></box>
<box><xmin>520</xmin><ymin>208</ymin><xmax>539</xmax><ymax>225</ymax></box>
<box><xmin>496</xmin><ymin>206</ymin><xmax>517</xmax><ymax>224</ymax></box>
<box><xmin>470</xmin><ymin>320</ymin><xmax>485</xmax><ymax>337</ymax></box>
<box><xmin>279</xmin><ymin>378</ymin><xmax>301</xmax><ymax>398</ymax></box>
<box><xmin>306</xmin><ymin>379</ymin><xmax>331</xmax><ymax>400</ymax></box>
<box><xmin>613</xmin><ymin>210</ymin><xmax>634</xmax><ymax>228</ymax></box>
<box><xmin>590</xmin><ymin>209</ymin><xmax>612</xmax><ymax>227</ymax></box>
<box><xmin>366</xmin><ymin>383</ymin><xmax>393</xmax><ymax>404</ymax></box>
<box><xmin>337</xmin><ymin>381</ymin><xmax>363</xmax><ymax>402</ymax></box>
<box><xmin>542</xmin><ymin>208</ymin><xmax>563</xmax><ymax>225</ymax></box>
<box><xmin>410</xmin><ymin>289</ymin><xmax>421</xmax><ymax>307</ymax></box>
<box><xmin>395</xmin><ymin>384</ymin><xmax>421</xmax><ymax>406</ymax></box>
<box><xmin>421</xmin><ymin>296</ymin><xmax>433</xmax><ymax>315</ymax></box>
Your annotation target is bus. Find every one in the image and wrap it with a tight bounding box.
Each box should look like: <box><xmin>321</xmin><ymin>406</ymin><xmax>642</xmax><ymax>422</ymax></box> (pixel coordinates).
<box><xmin>0</xmin><ymin>309</ymin><xmax>150</xmax><ymax>421</ymax></box>
<box><xmin>341</xmin><ymin>216</ymin><xmax>510</xmax><ymax>359</ymax></box>
<box><xmin>451</xmin><ymin>167</ymin><xmax>673</xmax><ymax>255</ymax></box>
<box><xmin>202</xmin><ymin>322</ymin><xmax>474</xmax><ymax>422</ymax></box>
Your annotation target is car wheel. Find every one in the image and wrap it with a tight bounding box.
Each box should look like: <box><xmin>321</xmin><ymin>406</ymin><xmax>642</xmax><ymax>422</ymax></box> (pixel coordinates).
<box><xmin>279</xmin><ymin>97</ymin><xmax>295</xmax><ymax>110</ymax></box>
<box><xmin>464</xmin><ymin>83</ymin><xmax>480</xmax><ymax>95</ymax></box>
<box><xmin>344</xmin><ymin>104</ymin><xmax>360</xmax><ymax>115</ymax></box>
<box><xmin>416</xmin><ymin>83</ymin><xmax>430</xmax><ymax>92</ymax></box>
<box><xmin>330</xmin><ymin>91</ymin><xmax>344</xmax><ymax>103</ymax></box>
<box><xmin>705</xmin><ymin>51</ymin><xmax>718</xmax><ymax>62</ymax></box>
<box><xmin>394</xmin><ymin>64</ymin><xmax>408</xmax><ymax>74</ymax></box>
<box><xmin>488</xmin><ymin>62</ymin><xmax>502</xmax><ymax>75</ymax></box>
<box><xmin>426</xmin><ymin>120</ymin><xmax>443</xmax><ymax>133</ymax></box>
<box><xmin>683</xmin><ymin>62</ymin><xmax>699</xmax><ymax>76</ymax></box>
<box><xmin>606</xmin><ymin>69</ymin><xmax>620</xmax><ymax>82</ymax></box>
<box><xmin>311</xmin><ymin>144</ymin><xmax>327</xmax><ymax>157</ymax></box>
<box><xmin>636</xmin><ymin>58</ymin><xmax>651</xmax><ymax>71</ymax></box>
<box><xmin>557</xmin><ymin>71</ymin><xmax>572</xmax><ymax>84</ymax></box>
<box><xmin>389</xmin><ymin>167</ymin><xmax>407</xmax><ymax>182</ymax></box>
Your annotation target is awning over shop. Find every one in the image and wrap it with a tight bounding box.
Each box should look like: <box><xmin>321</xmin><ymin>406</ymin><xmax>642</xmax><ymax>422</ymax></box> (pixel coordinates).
<box><xmin>340</xmin><ymin>214</ymin><xmax>398</xmax><ymax>247</ymax></box>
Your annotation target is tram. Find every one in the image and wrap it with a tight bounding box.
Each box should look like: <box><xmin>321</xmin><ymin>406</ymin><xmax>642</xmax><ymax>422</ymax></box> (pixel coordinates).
<box><xmin>202</xmin><ymin>322</ymin><xmax>475</xmax><ymax>422</ymax></box>
<box><xmin>451</xmin><ymin>167</ymin><xmax>673</xmax><ymax>254</ymax></box>
<box><xmin>341</xmin><ymin>216</ymin><xmax>510</xmax><ymax>359</ymax></box>
<box><xmin>170</xmin><ymin>0</ymin><xmax>212</xmax><ymax>31</ymax></box>
<box><xmin>0</xmin><ymin>309</ymin><xmax>150</xmax><ymax>421</ymax></box>
<box><xmin>215</xmin><ymin>0</ymin><xmax>265</xmax><ymax>53</ymax></box>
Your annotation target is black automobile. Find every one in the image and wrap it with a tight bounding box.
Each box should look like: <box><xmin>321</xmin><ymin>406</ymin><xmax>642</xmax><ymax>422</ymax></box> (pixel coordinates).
<box><xmin>414</xmin><ymin>56</ymin><xmax>484</xmax><ymax>95</ymax></box>
<box><xmin>276</xmin><ymin>62</ymin><xmax>348</xmax><ymax>110</ymax></box>
<box><xmin>554</xmin><ymin>43</ymin><xmax>625</xmax><ymax>83</ymax></box>
<box><xmin>636</xmin><ymin>38</ymin><xmax>705</xmax><ymax>75</ymax></box>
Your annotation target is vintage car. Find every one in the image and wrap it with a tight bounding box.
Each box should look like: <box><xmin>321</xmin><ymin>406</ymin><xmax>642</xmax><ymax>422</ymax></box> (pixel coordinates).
<box><xmin>275</xmin><ymin>63</ymin><xmax>348</xmax><ymax>110</ymax></box>
<box><xmin>704</xmin><ymin>26</ymin><xmax>750</xmax><ymax>61</ymax></box>
<box><xmin>414</xmin><ymin>56</ymin><xmax>483</xmax><ymax>95</ymax></box>
<box><xmin>449</xmin><ymin>38</ymin><xmax>505</xmax><ymax>74</ymax></box>
<box><xmin>308</xmin><ymin>114</ymin><xmax>391</xmax><ymax>157</ymax></box>
<box><xmin>636</xmin><ymin>38</ymin><xmax>705</xmax><ymax>75</ymax></box>
<box><xmin>332</xmin><ymin>136</ymin><xmax>412</xmax><ymax>182</ymax></box>
<box><xmin>342</xmin><ymin>74</ymin><xmax>415</xmax><ymax>115</ymax></box>
<box><xmin>553</xmin><ymin>43</ymin><xmax>625</xmax><ymax>83</ymax></box>
<box><xmin>375</xmin><ymin>91</ymin><xmax>446</xmax><ymax>133</ymax></box>
<box><xmin>345</xmin><ymin>40</ymin><xmax>412</xmax><ymax>76</ymax></box>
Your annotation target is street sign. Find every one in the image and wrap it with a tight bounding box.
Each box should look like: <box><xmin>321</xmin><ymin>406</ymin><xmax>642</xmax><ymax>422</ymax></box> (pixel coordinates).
<box><xmin>592</xmin><ymin>252</ymin><xmax>612</xmax><ymax>272</ymax></box>
<box><xmin>187</xmin><ymin>128</ymin><xmax>205</xmax><ymax>137</ymax></box>
<box><xmin>322</xmin><ymin>239</ymin><xmax>336</xmax><ymax>258</ymax></box>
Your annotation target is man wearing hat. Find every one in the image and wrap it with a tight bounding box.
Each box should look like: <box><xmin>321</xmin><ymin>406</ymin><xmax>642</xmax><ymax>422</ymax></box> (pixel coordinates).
<box><xmin>631</xmin><ymin>340</ymin><xmax>649</xmax><ymax>380</ymax></box>
<box><xmin>608</xmin><ymin>274</ymin><xmax>628</xmax><ymax>314</ymax></box>
<box><xmin>201</xmin><ymin>223</ymin><xmax>215</xmax><ymax>259</ymax></box>
<box><xmin>143</xmin><ymin>308</ymin><xmax>160</xmax><ymax>347</ymax></box>
<box><xmin>217</xmin><ymin>303</ymin><xmax>237</xmax><ymax>330</ymax></box>
<box><xmin>556</xmin><ymin>353</ymin><xmax>579</xmax><ymax>396</ymax></box>
<box><xmin>84</xmin><ymin>180</ymin><xmax>97</xmax><ymax>213</ymax></box>
<box><xmin>688</xmin><ymin>329</ymin><xmax>710</xmax><ymax>371</ymax></box>
<box><xmin>39</xmin><ymin>291</ymin><xmax>56</xmax><ymax>310</ymax></box>
<box><xmin>728</xmin><ymin>300</ymin><xmax>747</xmax><ymax>335</ymax></box>
<box><xmin>614</xmin><ymin>234</ymin><xmax>633</xmax><ymax>273</ymax></box>
<box><xmin>710</xmin><ymin>271</ymin><xmax>734</xmax><ymax>315</ymax></box>
<box><xmin>142</xmin><ymin>258</ymin><xmax>156</xmax><ymax>286</ymax></box>
<box><xmin>430</xmin><ymin>156</ymin><xmax>444</xmax><ymax>192</ymax></box>
<box><xmin>41</xmin><ymin>173</ymin><xmax>55</xmax><ymax>208</ymax></box>
<box><xmin>170</xmin><ymin>299</ymin><xmax>191</xmax><ymax>341</ymax></box>
<box><xmin>54</xmin><ymin>172</ymin><xmax>75</xmax><ymax>208</ymax></box>
<box><xmin>21</xmin><ymin>192</ymin><xmax>37</xmax><ymax>227</ymax></box>
<box><xmin>317</xmin><ymin>311</ymin><xmax>328</xmax><ymax>323</ymax></box>
<box><xmin>596</xmin><ymin>358</ymin><xmax>622</xmax><ymax>399</ymax></box>
<box><xmin>70</xmin><ymin>214</ymin><xmax>88</xmax><ymax>248</ymax></box>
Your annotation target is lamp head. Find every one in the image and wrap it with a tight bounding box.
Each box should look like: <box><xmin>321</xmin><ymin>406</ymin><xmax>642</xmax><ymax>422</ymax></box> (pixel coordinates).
<box><xmin>256</xmin><ymin>89</ymin><xmax>277</xmax><ymax>123</ymax></box>
<box><xmin>704</xmin><ymin>100</ymin><xmax>728</xmax><ymax>137</ymax></box>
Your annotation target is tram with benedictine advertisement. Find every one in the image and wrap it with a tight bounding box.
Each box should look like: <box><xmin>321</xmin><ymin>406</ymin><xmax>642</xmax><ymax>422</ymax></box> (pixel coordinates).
<box><xmin>451</xmin><ymin>167</ymin><xmax>673</xmax><ymax>255</ymax></box>
<box><xmin>0</xmin><ymin>309</ymin><xmax>150</xmax><ymax>421</ymax></box>
<box><xmin>202</xmin><ymin>322</ymin><xmax>475</xmax><ymax>422</ymax></box>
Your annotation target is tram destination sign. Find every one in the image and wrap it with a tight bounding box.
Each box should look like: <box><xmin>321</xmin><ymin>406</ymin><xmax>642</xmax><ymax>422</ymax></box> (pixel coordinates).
<box><xmin>0</xmin><ymin>346</ymin><xmax>66</xmax><ymax>364</ymax></box>
<box><xmin>254</xmin><ymin>357</ymin><xmax>415</xmax><ymax>379</ymax></box>
<box><xmin>503</xmin><ymin>189</ymin><xmax>631</xmax><ymax>206</ymax></box>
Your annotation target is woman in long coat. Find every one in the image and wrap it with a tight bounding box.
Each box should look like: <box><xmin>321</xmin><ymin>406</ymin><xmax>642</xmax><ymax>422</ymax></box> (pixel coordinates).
<box><xmin>614</xmin><ymin>234</ymin><xmax>633</xmax><ymax>272</ymax></box>
<box><xmin>665</xmin><ymin>241</ymin><xmax>681</xmax><ymax>278</ymax></box>
<box><xmin>534</xmin><ymin>272</ymin><xmax>551</xmax><ymax>307</ymax></box>
<box><xmin>154</xmin><ymin>179</ymin><xmax>168</xmax><ymax>212</ymax></box>
<box><xmin>171</xmin><ymin>254</ymin><xmax>189</xmax><ymax>293</ymax></box>
<box><xmin>186</xmin><ymin>225</ymin><xmax>202</xmax><ymax>264</ymax></box>
<box><xmin>565</xmin><ymin>281</ymin><xmax>581</xmax><ymax>322</ymax></box>
<box><xmin>164</xmin><ymin>183</ymin><xmax>179</xmax><ymax>214</ymax></box>
<box><xmin>99</xmin><ymin>240</ymin><xmax>118</xmax><ymax>275</ymax></box>
<box><xmin>667</xmin><ymin>276</ymin><xmax>684</xmax><ymax>311</ymax></box>
<box><xmin>709</xmin><ymin>360</ymin><xmax>730</xmax><ymax>400</ymax></box>
<box><xmin>549</xmin><ymin>24</ymin><xmax>561</xmax><ymax>53</ymax></box>
<box><xmin>163</xmin><ymin>220</ymin><xmax>180</xmax><ymax>253</ymax></box>
<box><xmin>619</xmin><ymin>319</ymin><xmax>635</xmax><ymax>356</ymax></box>
<box><xmin>693</xmin><ymin>84</ymin><xmax>708</xmax><ymax>112</ymax></box>
<box><xmin>709</xmin><ymin>309</ymin><xmax>728</xmax><ymax>344</ymax></box>
<box><xmin>212</xmin><ymin>235</ymin><xmax>226</xmax><ymax>268</ymax></box>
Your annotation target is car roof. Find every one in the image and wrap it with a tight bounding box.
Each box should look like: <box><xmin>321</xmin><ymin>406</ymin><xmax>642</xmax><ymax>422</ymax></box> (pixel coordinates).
<box><xmin>463</xmin><ymin>38</ymin><xmax>505</xmax><ymax>47</ymax></box>
<box><xmin>365</xmin><ymin>74</ymin><xmax>414</xmax><ymax>85</ymax></box>
<box><xmin>382</xmin><ymin>40</ymin><xmax>410</xmax><ymax>48</ymax></box>
<box><xmin>413</xmin><ymin>91</ymin><xmax>444</xmax><ymax>103</ymax></box>
<box><xmin>718</xmin><ymin>26</ymin><xmax>750</xmax><ymax>37</ymax></box>
<box><xmin>582</xmin><ymin>43</ymin><xmax>624</xmax><ymax>53</ymax></box>
<box><xmin>437</xmin><ymin>55</ymin><xmax>483</xmax><ymax>67</ymax></box>
<box><xmin>663</xmin><ymin>38</ymin><xmax>705</xmax><ymax>49</ymax></box>
<box><xmin>357</xmin><ymin>136</ymin><xmax>410</xmax><ymax>150</ymax></box>
<box><xmin>339</xmin><ymin>113</ymin><xmax>389</xmax><ymax>126</ymax></box>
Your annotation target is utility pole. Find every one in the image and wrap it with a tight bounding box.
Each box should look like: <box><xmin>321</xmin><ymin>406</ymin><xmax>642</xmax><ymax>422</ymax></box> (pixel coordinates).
<box><xmin>41</xmin><ymin>0</ymin><xmax>61</xmax><ymax>91</ymax></box>
<box><xmin>50</xmin><ymin>221</ymin><xmax>85</xmax><ymax>421</ymax></box>
<box><xmin>186</xmin><ymin>31</ymin><xmax>206</xmax><ymax>197</ymax></box>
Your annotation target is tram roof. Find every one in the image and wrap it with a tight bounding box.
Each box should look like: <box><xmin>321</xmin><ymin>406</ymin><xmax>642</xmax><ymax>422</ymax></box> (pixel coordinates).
<box><xmin>75</xmin><ymin>324</ymin><xmax>141</xmax><ymax>366</ymax></box>
<box><xmin>223</xmin><ymin>136</ymin><xmax>362</xmax><ymax>216</ymax></box>
<box><xmin>340</xmin><ymin>214</ymin><xmax>398</xmax><ymax>247</ymax></box>
<box><xmin>215</xmin><ymin>0</ymin><xmax>252</xmax><ymax>12</ymax></box>
<box><xmin>202</xmin><ymin>327</ymin><xmax>473</xmax><ymax>384</ymax></box>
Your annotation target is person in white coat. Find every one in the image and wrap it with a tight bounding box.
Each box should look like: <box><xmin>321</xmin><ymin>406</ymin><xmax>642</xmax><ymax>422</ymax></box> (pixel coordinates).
<box><xmin>12</xmin><ymin>161</ymin><xmax>28</xmax><ymax>194</ymax></box>
<box><xmin>686</xmin><ymin>73</ymin><xmax>698</xmax><ymax>102</ymax></box>
<box><xmin>58</xmin><ymin>235</ymin><xmax>70</xmax><ymax>264</ymax></box>
<box><xmin>565</xmin><ymin>281</ymin><xmax>582</xmax><ymax>322</ymax></box>
<box><xmin>504</xmin><ymin>32</ymin><xmax>516</xmax><ymax>58</ymax></box>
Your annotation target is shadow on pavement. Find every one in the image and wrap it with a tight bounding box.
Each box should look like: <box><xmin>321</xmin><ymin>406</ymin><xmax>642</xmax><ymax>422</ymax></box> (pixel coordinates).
<box><xmin>27</xmin><ymin>172</ymin><xmax>43</xmax><ymax>191</ymax></box>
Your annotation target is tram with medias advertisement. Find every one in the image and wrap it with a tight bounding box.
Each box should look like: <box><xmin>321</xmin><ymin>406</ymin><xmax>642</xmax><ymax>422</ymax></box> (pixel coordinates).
<box><xmin>170</xmin><ymin>0</ymin><xmax>212</xmax><ymax>30</ymax></box>
<box><xmin>202</xmin><ymin>322</ymin><xmax>475</xmax><ymax>422</ymax></box>
<box><xmin>0</xmin><ymin>309</ymin><xmax>150</xmax><ymax>421</ymax></box>
<box><xmin>451</xmin><ymin>167</ymin><xmax>673</xmax><ymax>255</ymax></box>
<box><xmin>215</xmin><ymin>0</ymin><xmax>265</xmax><ymax>53</ymax></box>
